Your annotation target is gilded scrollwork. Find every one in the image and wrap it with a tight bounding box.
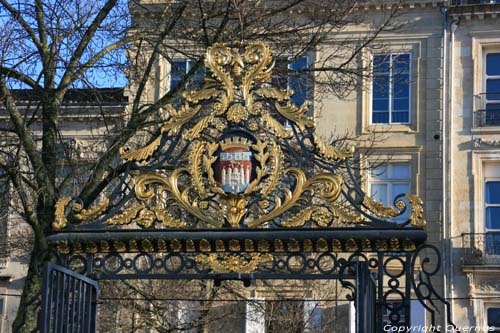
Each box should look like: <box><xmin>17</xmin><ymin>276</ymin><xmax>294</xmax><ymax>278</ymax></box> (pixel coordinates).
<box><xmin>406</xmin><ymin>194</ymin><xmax>426</xmax><ymax>227</ymax></box>
<box><xmin>107</xmin><ymin>205</ymin><xmax>143</xmax><ymax>225</ymax></box>
<box><xmin>275</xmin><ymin>102</ymin><xmax>315</xmax><ymax>132</ymax></box>
<box><xmin>195</xmin><ymin>253</ymin><xmax>273</xmax><ymax>273</ymax></box>
<box><xmin>247</xmin><ymin>169</ymin><xmax>342</xmax><ymax>227</ymax></box>
<box><xmin>73</xmin><ymin>198</ymin><xmax>110</xmax><ymax>221</ymax></box>
<box><xmin>120</xmin><ymin>135</ymin><xmax>162</xmax><ymax>162</ymax></box>
<box><xmin>261</xmin><ymin>114</ymin><xmax>292</xmax><ymax>139</ymax></box>
<box><xmin>313</xmin><ymin>134</ymin><xmax>354</xmax><ymax>161</ymax></box>
<box><xmin>53</xmin><ymin>41</ymin><xmax>427</xmax><ymax>232</ymax></box>
<box><xmin>362</xmin><ymin>195</ymin><xmax>401</xmax><ymax>219</ymax></box>
<box><xmin>53</xmin><ymin>197</ymin><xmax>72</xmax><ymax>230</ymax></box>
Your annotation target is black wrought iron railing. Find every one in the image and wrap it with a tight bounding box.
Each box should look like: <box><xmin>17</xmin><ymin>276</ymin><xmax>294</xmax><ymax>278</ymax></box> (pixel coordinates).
<box><xmin>462</xmin><ymin>233</ymin><xmax>500</xmax><ymax>265</ymax></box>
<box><xmin>450</xmin><ymin>0</ymin><xmax>499</xmax><ymax>5</ymax></box>
<box><xmin>474</xmin><ymin>93</ymin><xmax>500</xmax><ymax>127</ymax></box>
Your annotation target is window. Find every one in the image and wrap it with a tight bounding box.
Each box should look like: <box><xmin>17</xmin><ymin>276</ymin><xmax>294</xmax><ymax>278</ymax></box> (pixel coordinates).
<box><xmin>487</xmin><ymin>307</ymin><xmax>500</xmax><ymax>332</ymax></box>
<box><xmin>484</xmin><ymin>52</ymin><xmax>500</xmax><ymax>126</ymax></box>
<box><xmin>170</xmin><ymin>59</ymin><xmax>205</xmax><ymax>91</ymax></box>
<box><xmin>272</xmin><ymin>56</ymin><xmax>312</xmax><ymax>110</ymax></box>
<box><xmin>371</xmin><ymin>53</ymin><xmax>410</xmax><ymax>124</ymax></box>
<box><xmin>484</xmin><ymin>163</ymin><xmax>500</xmax><ymax>255</ymax></box>
<box><xmin>369</xmin><ymin>163</ymin><xmax>410</xmax><ymax>222</ymax></box>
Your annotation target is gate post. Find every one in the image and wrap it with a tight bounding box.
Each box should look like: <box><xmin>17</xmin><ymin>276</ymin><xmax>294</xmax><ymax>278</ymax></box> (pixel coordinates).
<box><xmin>356</xmin><ymin>261</ymin><xmax>376</xmax><ymax>333</ymax></box>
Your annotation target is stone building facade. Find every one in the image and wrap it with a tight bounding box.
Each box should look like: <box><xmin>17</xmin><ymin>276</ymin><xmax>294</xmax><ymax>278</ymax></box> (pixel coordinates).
<box><xmin>1</xmin><ymin>0</ymin><xmax>500</xmax><ymax>332</ymax></box>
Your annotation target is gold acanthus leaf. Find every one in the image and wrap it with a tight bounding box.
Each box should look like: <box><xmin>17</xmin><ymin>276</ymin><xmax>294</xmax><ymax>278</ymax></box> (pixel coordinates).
<box><xmin>313</xmin><ymin>134</ymin><xmax>354</xmax><ymax>161</ymax></box>
<box><xmin>240</xmin><ymin>42</ymin><xmax>274</xmax><ymax>111</ymax></box>
<box><xmin>160</xmin><ymin>104</ymin><xmax>202</xmax><ymax>136</ymax></box>
<box><xmin>262</xmin><ymin>113</ymin><xmax>292</xmax><ymax>139</ymax></box>
<box><xmin>151</xmin><ymin>207</ymin><xmax>187</xmax><ymax>228</ymax></box>
<box><xmin>73</xmin><ymin>198</ymin><xmax>110</xmax><ymax>221</ymax></box>
<box><xmin>244</xmin><ymin>140</ymin><xmax>269</xmax><ymax>195</ymax></box>
<box><xmin>183</xmin><ymin>88</ymin><xmax>219</xmax><ymax>104</ymax></box>
<box><xmin>363</xmin><ymin>195</ymin><xmax>401</xmax><ymax>218</ymax></box>
<box><xmin>53</xmin><ymin>197</ymin><xmax>72</xmax><ymax>229</ymax></box>
<box><xmin>255</xmin><ymin>87</ymin><xmax>291</xmax><ymax>101</ymax></box>
<box><xmin>203</xmin><ymin>142</ymin><xmax>225</xmax><ymax>195</ymax></box>
<box><xmin>205</xmin><ymin>44</ymin><xmax>234</xmax><ymax>115</ymax></box>
<box><xmin>260</xmin><ymin>142</ymin><xmax>283</xmax><ymax>197</ymax></box>
<box><xmin>189</xmin><ymin>141</ymin><xmax>208</xmax><ymax>197</ymax></box>
<box><xmin>120</xmin><ymin>135</ymin><xmax>162</xmax><ymax>162</ymax></box>
<box><xmin>195</xmin><ymin>253</ymin><xmax>273</xmax><ymax>273</ymax></box>
<box><xmin>182</xmin><ymin>115</ymin><xmax>214</xmax><ymax>141</ymax></box>
<box><xmin>275</xmin><ymin>102</ymin><xmax>315</xmax><ymax>131</ymax></box>
<box><xmin>280</xmin><ymin>206</ymin><xmax>317</xmax><ymax>227</ymax></box>
<box><xmin>406</xmin><ymin>194</ymin><xmax>426</xmax><ymax>227</ymax></box>
<box><xmin>329</xmin><ymin>203</ymin><xmax>363</xmax><ymax>224</ymax></box>
<box><xmin>107</xmin><ymin>204</ymin><xmax>143</xmax><ymax>225</ymax></box>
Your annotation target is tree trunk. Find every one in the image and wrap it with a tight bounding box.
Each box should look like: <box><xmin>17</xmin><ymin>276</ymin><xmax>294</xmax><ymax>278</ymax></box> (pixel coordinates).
<box><xmin>13</xmin><ymin>235</ymin><xmax>48</xmax><ymax>332</ymax></box>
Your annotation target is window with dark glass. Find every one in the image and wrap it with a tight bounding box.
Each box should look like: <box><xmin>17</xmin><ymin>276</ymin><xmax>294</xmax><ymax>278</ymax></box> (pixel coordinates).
<box><xmin>272</xmin><ymin>56</ymin><xmax>312</xmax><ymax>111</ymax></box>
<box><xmin>372</xmin><ymin>53</ymin><xmax>410</xmax><ymax>124</ymax></box>
<box><xmin>485</xmin><ymin>52</ymin><xmax>500</xmax><ymax>126</ymax></box>
<box><xmin>485</xmin><ymin>181</ymin><xmax>500</xmax><ymax>254</ymax></box>
<box><xmin>170</xmin><ymin>59</ymin><xmax>205</xmax><ymax>91</ymax></box>
<box><xmin>487</xmin><ymin>307</ymin><xmax>500</xmax><ymax>332</ymax></box>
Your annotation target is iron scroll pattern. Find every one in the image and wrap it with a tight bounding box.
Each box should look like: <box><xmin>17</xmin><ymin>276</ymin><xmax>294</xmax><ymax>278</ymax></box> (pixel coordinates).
<box><xmin>51</xmin><ymin>41</ymin><xmax>426</xmax><ymax>232</ymax></box>
<box><xmin>59</xmin><ymin>244</ymin><xmax>455</xmax><ymax>330</ymax></box>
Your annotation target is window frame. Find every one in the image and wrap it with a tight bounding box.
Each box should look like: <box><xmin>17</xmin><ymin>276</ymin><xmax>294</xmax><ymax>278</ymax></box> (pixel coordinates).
<box><xmin>471</xmin><ymin>32</ymin><xmax>500</xmax><ymax>131</ymax></box>
<box><xmin>272</xmin><ymin>54</ymin><xmax>315</xmax><ymax>113</ymax></box>
<box><xmin>169</xmin><ymin>59</ymin><xmax>205</xmax><ymax>92</ymax></box>
<box><xmin>484</xmin><ymin>49</ymin><xmax>500</xmax><ymax>126</ymax></box>
<box><xmin>369</xmin><ymin>163</ymin><xmax>411</xmax><ymax>209</ymax></box>
<box><xmin>485</xmin><ymin>305</ymin><xmax>500</xmax><ymax>332</ymax></box>
<box><xmin>370</xmin><ymin>52</ymin><xmax>412</xmax><ymax>125</ymax></box>
<box><xmin>485</xmin><ymin>178</ymin><xmax>500</xmax><ymax>233</ymax></box>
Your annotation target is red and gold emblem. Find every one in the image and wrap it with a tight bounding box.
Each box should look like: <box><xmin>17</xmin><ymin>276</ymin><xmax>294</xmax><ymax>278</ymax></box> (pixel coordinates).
<box><xmin>218</xmin><ymin>137</ymin><xmax>253</xmax><ymax>194</ymax></box>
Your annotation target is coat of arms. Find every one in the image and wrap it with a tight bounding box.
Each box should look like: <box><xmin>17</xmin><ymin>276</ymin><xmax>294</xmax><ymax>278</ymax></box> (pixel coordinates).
<box><xmin>218</xmin><ymin>137</ymin><xmax>253</xmax><ymax>194</ymax></box>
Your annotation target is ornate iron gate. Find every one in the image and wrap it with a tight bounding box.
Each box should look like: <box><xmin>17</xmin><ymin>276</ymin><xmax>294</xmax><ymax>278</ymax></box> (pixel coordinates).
<box><xmin>44</xmin><ymin>41</ymin><xmax>455</xmax><ymax>332</ymax></box>
<box><xmin>40</xmin><ymin>262</ymin><xmax>99</xmax><ymax>333</ymax></box>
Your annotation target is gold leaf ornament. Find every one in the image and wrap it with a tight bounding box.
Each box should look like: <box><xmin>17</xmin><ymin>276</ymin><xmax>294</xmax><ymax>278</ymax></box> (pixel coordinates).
<box><xmin>120</xmin><ymin>135</ymin><xmax>162</xmax><ymax>162</ymax></box>
<box><xmin>363</xmin><ymin>195</ymin><xmax>401</xmax><ymax>219</ymax></box>
<box><xmin>53</xmin><ymin>197</ymin><xmax>72</xmax><ymax>229</ymax></box>
<box><xmin>195</xmin><ymin>253</ymin><xmax>273</xmax><ymax>273</ymax></box>
<box><xmin>313</xmin><ymin>134</ymin><xmax>354</xmax><ymax>161</ymax></box>
<box><xmin>406</xmin><ymin>194</ymin><xmax>426</xmax><ymax>227</ymax></box>
<box><xmin>73</xmin><ymin>198</ymin><xmax>110</xmax><ymax>221</ymax></box>
<box><xmin>262</xmin><ymin>114</ymin><xmax>292</xmax><ymax>139</ymax></box>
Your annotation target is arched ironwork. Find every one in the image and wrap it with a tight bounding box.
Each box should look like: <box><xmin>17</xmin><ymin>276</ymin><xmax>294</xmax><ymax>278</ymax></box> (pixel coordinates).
<box><xmin>44</xmin><ymin>41</ymin><xmax>454</xmax><ymax>332</ymax></box>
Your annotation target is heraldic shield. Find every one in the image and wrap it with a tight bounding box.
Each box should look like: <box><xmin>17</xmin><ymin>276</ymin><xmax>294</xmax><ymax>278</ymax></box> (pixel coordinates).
<box><xmin>218</xmin><ymin>136</ymin><xmax>253</xmax><ymax>194</ymax></box>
